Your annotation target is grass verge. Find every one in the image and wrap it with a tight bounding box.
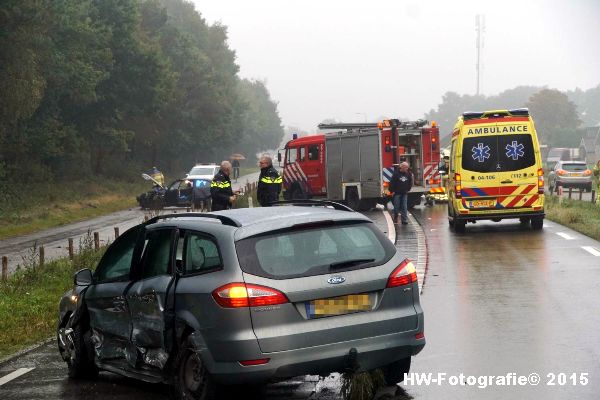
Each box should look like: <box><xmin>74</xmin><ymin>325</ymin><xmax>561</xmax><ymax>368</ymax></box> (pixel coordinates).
<box><xmin>544</xmin><ymin>194</ymin><xmax>600</xmax><ymax>241</ymax></box>
<box><xmin>0</xmin><ymin>238</ymin><xmax>104</xmax><ymax>359</ymax></box>
<box><xmin>0</xmin><ymin>179</ymin><xmax>148</xmax><ymax>240</ymax></box>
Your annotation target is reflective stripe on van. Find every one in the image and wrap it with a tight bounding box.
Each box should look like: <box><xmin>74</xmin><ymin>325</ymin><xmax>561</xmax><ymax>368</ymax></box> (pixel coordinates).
<box><xmin>460</xmin><ymin>184</ymin><xmax>540</xmax><ymax>209</ymax></box>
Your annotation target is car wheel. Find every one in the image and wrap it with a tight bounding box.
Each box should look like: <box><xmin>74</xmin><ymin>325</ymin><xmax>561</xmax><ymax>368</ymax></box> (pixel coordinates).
<box><xmin>174</xmin><ymin>336</ymin><xmax>218</xmax><ymax>400</ymax></box>
<box><xmin>447</xmin><ymin>205</ymin><xmax>455</xmax><ymax>227</ymax></box>
<box><xmin>531</xmin><ymin>217</ymin><xmax>544</xmax><ymax>230</ymax></box>
<box><xmin>519</xmin><ymin>217</ymin><xmax>530</xmax><ymax>225</ymax></box>
<box><xmin>454</xmin><ymin>219</ymin><xmax>466</xmax><ymax>233</ymax></box>
<box><xmin>57</xmin><ymin>321</ymin><xmax>98</xmax><ymax>379</ymax></box>
<box><xmin>357</xmin><ymin>199</ymin><xmax>377</xmax><ymax>212</ymax></box>
<box><xmin>381</xmin><ymin>357</ymin><xmax>411</xmax><ymax>384</ymax></box>
<box><xmin>586</xmin><ymin>184</ymin><xmax>592</xmax><ymax>193</ymax></box>
<box><xmin>291</xmin><ymin>187</ymin><xmax>307</xmax><ymax>200</ymax></box>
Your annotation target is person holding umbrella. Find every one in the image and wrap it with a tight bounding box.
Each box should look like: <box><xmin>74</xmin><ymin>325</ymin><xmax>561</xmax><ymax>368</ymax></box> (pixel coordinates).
<box><xmin>232</xmin><ymin>159</ymin><xmax>240</xmax><ymax>180</ymax></box>
<box><xmin>230</xmin><ymin>153</ymin><xmax>245</xmax><ymax>181</ymax></box>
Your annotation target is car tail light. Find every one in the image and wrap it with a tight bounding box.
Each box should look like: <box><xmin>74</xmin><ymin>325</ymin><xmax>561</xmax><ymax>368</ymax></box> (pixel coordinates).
<box><xmin>537</xmin><ymin>168</ymin><xmax>544</xmax><ymax>194</ymax></box>
<box><xmin>557</xmin><ymin>169</ymin><xmax>566</xmax><ymax>176</ymax></box>
<box><xmin>415</xmin><ymin>332</ymin><xmax>425</xmax><ymax>340</ymax></box>
<box><xmin>386</xmin><ymin>259</ymin><xmax>417</xmax><ymax>288</ymax></box>
<box><xmin>583</xmin><ymin>170</ymin><xmax>592</xmax><ymax>176</ymax></box>
<box><xmin>454</xmin><ymin>173</ymin><xmax>462</xmax><ymax>198</ymax></box>
<box><xmin>212</xmin><ymin>283</ymin><xmax>288</xmax><ymax>308</ymax></box>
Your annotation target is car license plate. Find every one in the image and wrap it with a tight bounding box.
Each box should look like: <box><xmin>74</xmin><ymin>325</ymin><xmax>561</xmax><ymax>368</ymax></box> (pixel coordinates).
<box><xmin>306</xmin><ymin>294</ymin><xmax>371</xmax><ymax>318</ymax></box>
<box><xmin>570</xmin><ymin>173</ymin><xmax>582</xmax><ymax>177</ymax></box>
<box><xmin>468</xmin><ymin>199</ymin><xmax>496</xmax><ymax>208</ymax></box>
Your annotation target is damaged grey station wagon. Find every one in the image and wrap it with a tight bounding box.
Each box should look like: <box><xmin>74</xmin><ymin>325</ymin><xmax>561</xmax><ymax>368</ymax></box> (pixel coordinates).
<box><xmin>57</xmin><ymin>201</ymin><xmax>425</xmax><ymax>399</ymax></box>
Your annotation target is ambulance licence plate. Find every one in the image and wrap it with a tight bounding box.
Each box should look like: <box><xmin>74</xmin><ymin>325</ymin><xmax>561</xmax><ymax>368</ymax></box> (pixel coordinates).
<box><xmin>306</xmin><ymin>294</ymin><xmax>371</xmax><ymax>318</ymax></box>
<box><xmin>469</xmin><ymin>199</ymin><xmax>496</xmax><ymax>208</ymax></box>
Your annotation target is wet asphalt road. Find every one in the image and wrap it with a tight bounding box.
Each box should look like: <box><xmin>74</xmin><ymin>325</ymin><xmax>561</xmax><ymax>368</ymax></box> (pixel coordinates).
<box><xmin>2</xmin><ymin>205</ymin><xmax>600</xmax><ymax>399</ymax></box>
<box><xmin>403</xmin><ymin>205</ymin><xmax>600</xmax><ymax>399</ymax></box>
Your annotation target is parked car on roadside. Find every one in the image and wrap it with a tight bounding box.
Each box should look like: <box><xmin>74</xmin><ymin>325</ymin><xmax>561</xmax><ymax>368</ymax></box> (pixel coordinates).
<box><xmin>548</xmin><ymin>160</ymin><xmax>593</xmax><ymax>193</ymax></box>
<box><xmin>187</xmin><ymin>163</ymin><xmax>220</xmax><ymax>180</ymax></box>
<box><xmin>56</xmin><ymin>202</ymin><xmax>425</xmax><ymax>399</ymax></box>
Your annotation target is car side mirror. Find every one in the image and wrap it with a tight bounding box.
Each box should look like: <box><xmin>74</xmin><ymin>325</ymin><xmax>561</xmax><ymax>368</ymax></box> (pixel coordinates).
<box><xmin>277</xmin><ymin>151</ymin><xmax>282</xmax><ymax>164</ymax></box>
<box><xmin>74</xmin><ymin>268</ymin><xmax>93</xmax><ymax>286</ymax></box>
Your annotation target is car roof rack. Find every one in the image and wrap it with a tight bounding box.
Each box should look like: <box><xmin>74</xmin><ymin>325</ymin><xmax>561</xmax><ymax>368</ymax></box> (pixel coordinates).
<box><xmin>146</xmin><ymin>213</ymin><xmax>242</xmax><ymax>227</ymax></box>
<box><xmin>267</xmin><ymin>199</ymin><xmax>354</xmax><ymax>212</ymax></box>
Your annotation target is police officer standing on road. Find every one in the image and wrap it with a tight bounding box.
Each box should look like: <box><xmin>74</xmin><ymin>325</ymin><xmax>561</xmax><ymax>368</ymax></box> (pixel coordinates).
<box><xmin>257</xmin><ymin>156</ymin><xmax>282</xmax><ymax>207</ymax></box>
<box><xmin>210</xmin><ymin>161</ymin><xmax>237</xmax><ymax>211</ymax></box>
<box><xmin>389</xmin><ymin>162</ymin><xmax>413</xmax><ymax>224</ymax></box>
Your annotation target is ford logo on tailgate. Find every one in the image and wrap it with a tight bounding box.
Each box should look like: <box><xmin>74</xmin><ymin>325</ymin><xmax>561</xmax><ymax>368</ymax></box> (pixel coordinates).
<box><xmin>327</xmin><ymin>276</ymin><xmax>346</xmax><ymax>284</ymax></box>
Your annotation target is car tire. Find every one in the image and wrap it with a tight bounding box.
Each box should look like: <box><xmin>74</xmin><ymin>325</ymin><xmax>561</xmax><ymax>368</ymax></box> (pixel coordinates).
<box><xmin>519</xmin><ymin>217</ymin><xmax>530</xmax><ymax>225</ymax></box>
<box><xmin>57</xmin><ymin>321</ymin><xmax>99</xmax><ymax>379</ymax></box>
<box><xmin>381</xmin><ymin>357</ymin><xmax>411</xmax><ymax>384</ymax></box>
<box><xmin>531</xmin><ymin>217</ymin><xmax>544</xmax><ymax>230</ymax></box>
<box><xmin>173</xmin><ymin>336</ymin><xmax>218</xmax><ymax>400</ymax></box>
<box><xmin>454</xmin><ymin>219</ymin><xmax>466</xmax><ymax>233</ymax></box>
<box><xmin>586</xmin><ymin>184</ymin><xmax>592</xmax><ymax>193</ymax></box>
<box><xmin>291</xmin><ymin>188</ymin><xmax>306</xmax><ymax>200</ymax></box>
<box><xmin>357</xmin><ymin>199</ymin><xmax>377</xmax><ymax>212</ymax></box>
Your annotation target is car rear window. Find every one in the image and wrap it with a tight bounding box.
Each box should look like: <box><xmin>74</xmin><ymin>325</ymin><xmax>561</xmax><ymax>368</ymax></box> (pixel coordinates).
<box><xmin>235</xmin><ymin>222</ymin><xmax>396</xmax><ymax>279</ymax></box>
<box><xmin>462</xmin><ymin>134</ymin><xmax>535</xmax><ymax>173</ymax></box>
<box><xmin>561</xmin><ymin>163</ymin><xmax>587</xmax><ymax>171</ymax></box>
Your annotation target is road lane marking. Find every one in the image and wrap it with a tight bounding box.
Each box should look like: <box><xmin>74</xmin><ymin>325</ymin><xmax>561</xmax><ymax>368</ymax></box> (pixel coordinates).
<box><xmin>582</xmin><ymin>246</ymin><xmax>600</xmax><ymax>257</ymax></box>
<box><xmin>382</xmin><ymin>209</ymin><xmax>396</xmax><ymax>243</ymax></box>
<box><xmin>0</xmin><ymin>368</ymin><xmax>35</xmax><ymax>386</ymax></box>
<box><xmin>556</xmin><ymin>232</ymin><xmax>575</xmax><ymax>240</ymax></box>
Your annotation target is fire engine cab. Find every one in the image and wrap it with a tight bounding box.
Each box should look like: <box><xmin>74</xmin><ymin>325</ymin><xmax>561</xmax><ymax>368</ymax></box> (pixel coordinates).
<box><xmin>280</xmin><ymin>119</ymin><xmax>441</xmax><ymax>211</ymax></box>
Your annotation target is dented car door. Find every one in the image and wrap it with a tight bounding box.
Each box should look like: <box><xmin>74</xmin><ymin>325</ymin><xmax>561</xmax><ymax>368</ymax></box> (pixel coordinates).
<box><xmin>125</xmin><ymin>228</ymin><xmax>177</xmax><ymax>370</ymax></box>
<box><xmin>86</xmin><ymin>225</ymin><xmax>142</xmax><ymax>363</ymax></box>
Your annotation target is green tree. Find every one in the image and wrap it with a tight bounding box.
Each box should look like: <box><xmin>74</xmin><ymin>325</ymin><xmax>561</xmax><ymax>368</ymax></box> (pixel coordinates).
<box><xmin>568</xmin><ymin>85</ymin><xmax>600</xmax><ymax>127</ymax></box>
<box><xmin>526</xmin><ymin>89</ymin><xmax>582</xmax><ymax>147</ymax></box>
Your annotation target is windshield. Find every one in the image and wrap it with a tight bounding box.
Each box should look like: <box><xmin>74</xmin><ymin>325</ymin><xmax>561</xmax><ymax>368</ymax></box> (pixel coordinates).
<box><xmin>461</xmin><ymin>134</ymin><xmax>535</xmax><ymax>173</ymax></box>
<box><xmin>189</xmin><ymin>167</ymin><xmax>216</xmax><ymax>176</ymax></box>
<box><xmin>236</xmin><ymin>222</ymin><xmax>396</xmax><ymax>279</ymax></box>
<box><xmin>561</xmin><ymin>163</ymin><xmax>587</xmax><ymax>171</ymax></box>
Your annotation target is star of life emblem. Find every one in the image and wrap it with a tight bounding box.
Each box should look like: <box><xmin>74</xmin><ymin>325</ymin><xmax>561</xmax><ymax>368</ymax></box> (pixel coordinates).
<box><xmin>471</xmin><ymin>143</ymin><xmax>491</xmax><ymax>163</ymax></box>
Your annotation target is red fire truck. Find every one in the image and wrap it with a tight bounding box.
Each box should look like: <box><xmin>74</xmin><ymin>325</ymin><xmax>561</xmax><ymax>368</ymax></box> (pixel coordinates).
<box><xmin>279</xmin><ymin>119</ymin><xmax>441</xmax><ymax>210</ymax></box>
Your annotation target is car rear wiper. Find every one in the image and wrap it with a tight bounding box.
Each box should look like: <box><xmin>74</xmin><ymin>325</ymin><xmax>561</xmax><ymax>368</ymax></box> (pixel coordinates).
<box><xmin>329</xmin><ymin>258</ymin><xmax>375</xmax><ymax>270</ymax></box>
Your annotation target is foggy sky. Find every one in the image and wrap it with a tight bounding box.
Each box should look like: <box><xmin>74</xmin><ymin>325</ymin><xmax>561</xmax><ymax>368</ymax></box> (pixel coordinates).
<box><xmin>193</xmin><ymin>0</ymin><xmax>600</xmax><ymax>132</ymax></box>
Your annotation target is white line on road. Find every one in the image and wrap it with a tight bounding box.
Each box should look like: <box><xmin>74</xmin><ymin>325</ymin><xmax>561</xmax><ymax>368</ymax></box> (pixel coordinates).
<box><xmin>382</xmin><ymin>209</ymin><xmax>396</xmax><ymax>243</ymax></box>
<box><xmin>0</xmin><ymin>368</ymin><xmax>35</xmax><ymax>386</ymax></box>
<box><xmin>556</xmin><ymin>232</ymin><xmax>575</xmax><ymax>240</ymax></box>
<box><xmin>582</xmin><ymin>246</ymin><xmax>600</xmax><ymax>257</ymax></box>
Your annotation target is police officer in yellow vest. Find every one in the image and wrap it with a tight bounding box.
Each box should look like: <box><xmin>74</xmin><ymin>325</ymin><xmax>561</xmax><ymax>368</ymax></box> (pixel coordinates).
<box><xmin>210</xmin><ymin>161</ymin><xmax>237</xmax><ymax>211</ymax></box>
<box><xmin>257</xmin><ymin>156</ymin><xmax>282</xmax><ymax>207</ymax></box>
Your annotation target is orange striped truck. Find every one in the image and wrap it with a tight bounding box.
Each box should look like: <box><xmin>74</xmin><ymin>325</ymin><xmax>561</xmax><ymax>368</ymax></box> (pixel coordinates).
<box><xmin>279</xmin><ymin>120</ymin><xmax>441</xmax><ymax>211</ymax></box>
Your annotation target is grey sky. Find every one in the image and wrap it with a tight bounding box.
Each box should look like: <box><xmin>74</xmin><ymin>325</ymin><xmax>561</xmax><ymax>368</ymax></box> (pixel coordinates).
<box><xmin>193</xmin><ymin>0</ymin><xmax>600</xmax><ymax>131</ymax></box>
